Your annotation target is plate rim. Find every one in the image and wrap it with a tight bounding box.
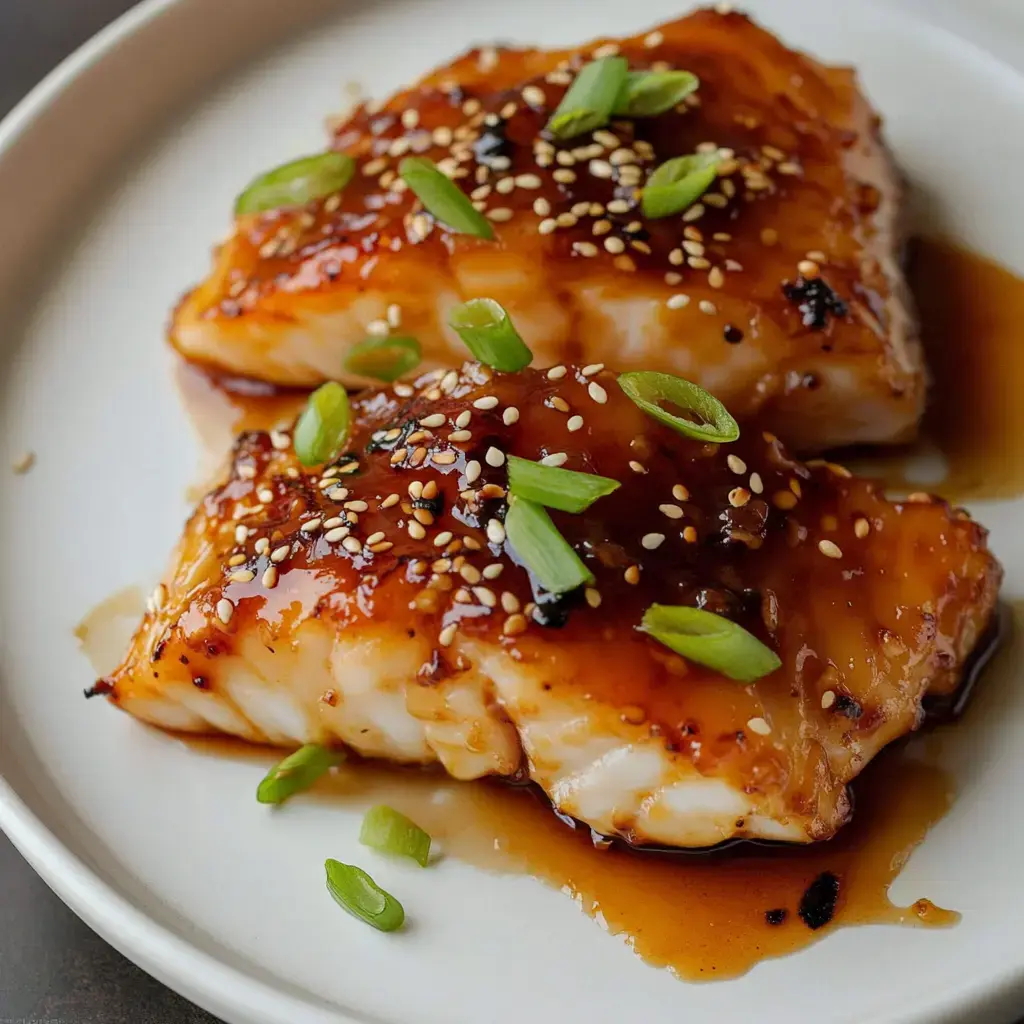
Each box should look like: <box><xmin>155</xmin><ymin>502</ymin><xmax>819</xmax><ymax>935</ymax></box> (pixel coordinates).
<box><xmin>0</xmin><ymin>2</ymin><xmax>1022</xmax><ymax>1022</ymax></box>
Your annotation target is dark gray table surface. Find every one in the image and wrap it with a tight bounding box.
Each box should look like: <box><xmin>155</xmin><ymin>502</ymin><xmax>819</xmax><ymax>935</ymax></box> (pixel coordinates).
<box><xmin>0</xmin><ymin>12</ymin><xmax>217</xmax><ymax>1024</ymax></box>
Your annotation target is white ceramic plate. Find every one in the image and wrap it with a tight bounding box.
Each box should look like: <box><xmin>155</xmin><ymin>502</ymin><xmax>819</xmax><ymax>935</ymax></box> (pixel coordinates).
<box><xmin>2</xmin><ymin>1</ymin><xmax>1024</xmax><ymax>1022</ymax></box>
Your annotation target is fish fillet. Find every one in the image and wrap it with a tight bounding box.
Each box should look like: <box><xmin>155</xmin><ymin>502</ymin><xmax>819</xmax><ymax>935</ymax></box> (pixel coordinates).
<box><xmin>97</xmin><ymin>363</ymin><xmax>998</xmax><ymax>848</ymax></box>
<box><xmin>171</xmin><ymin>7</ymin><xmax>921</xmax><ymax>452</ymax></box>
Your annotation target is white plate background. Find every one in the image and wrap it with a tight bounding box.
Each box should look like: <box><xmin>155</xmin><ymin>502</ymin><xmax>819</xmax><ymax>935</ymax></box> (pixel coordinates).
<box><xmin>2</xmin><ymin>1</ymin><xmax>1024</xmax><ymax>1022</ymax></box>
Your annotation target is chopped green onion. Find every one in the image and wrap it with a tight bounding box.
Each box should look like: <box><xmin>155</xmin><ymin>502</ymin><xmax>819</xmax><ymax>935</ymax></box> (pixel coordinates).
<box><xmin>641</xmin><ymin>152</ymin><xmax>721</xmax><ymax>219</ymax></box>
<box><xmin>360</xmin><ymin>805</ymin><xmax>432</xmax><ymax>867</ymax></box>
<box><xmin>640</xmin><ymin>604</ymin><xmax>781</xmax><ymax>683</ymax></box>
<box><xmin>507</xmin><ymin>455</ymin><xmax>620</xmax><ymax>513</ymax></box>
<box><xmin>613</xmin><ymin>70</ymin><xmax>700</xmax><ymax>117</ymax></box>
<box><xmin>618</xmin><ymin>371</ymin><xmax>739</xmax><ymax>444</ymax></box>
<box><xmin>546</xmin><ymin>56</ymin><xmax>629</xmax><ymax>140</ymax></box>
<box><xmin>235</xmin><ymin>152</ymin><xmax>355</xmax><ymax>215</ymax></box>
<box><xmin>505</xmin><ymin>495</ymin><xmax>593</xmax><ymax>595</ymax></box>
<box><xmin>343</xmin><ymin>336</ymin><xmax>421</xmax><ymax>382</ymax></box>
<box><xmin>324</xmin><ymin>860</ymin><xmax>405</xmax><ymax>932</ymax></box>
<box><xmin>256</xmin><ymin>744</ymin><xmax>342</xmax><ymax>804</ymax></box>
<box><xmin>448</xmin><ymin>298</ymin><xmax>533</xmax><ymax>372</ymax></box>
<box><xmin>398</xmin><ymin>157</ymin><xmax>494</xmax><ymax>238</ymax></box>
<box><xmin>294</xmin><ymin>382</ymin><xmax>352</xmax><ymax>467</ymax></box>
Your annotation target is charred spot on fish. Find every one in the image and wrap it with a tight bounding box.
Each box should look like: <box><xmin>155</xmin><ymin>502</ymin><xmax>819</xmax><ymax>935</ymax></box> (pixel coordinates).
<box><xmin>765</xmin><ymin>908</ymin><xmax>788</xmax><ymax>926</ymax></box>
<box><xmin>152</xmin><ymin>639</ymin><xmax>167</xmax><ymax>662</ymax></box>
<box><xmin>473</xmin><ymin>118</ymin><xmax>512</xmax><ymax>168</ymax></box>
<box><xmin>783</xmin><ymin>275</ymin><xmax>849</xmax><ymax>330</ymax></box>
<box><xmin>412</xmin><ymin>493</ymin><xmax>445</xmax><ymax>517</ymax></box>
<box><xmin>529</xmin><ymin>584</ymin><xmax>582</xmax><ymax>628</ymax></box>
<box><xmin>83</xmin><ymin>680</ymin><xmax>114</xmax><ymax>700</ymax></box>
<box><xmin>192</xmin><ymin>675</ymin><xmax>210</xmax><ymax>690</ymax></box>
<box><xmin>366</xmin><ymin>419</ymin><xmax>416</xmax><ymax>454</ymax></box>
<box><xmin>799</xmin><ymin>872</ymin><xmax>840</xmax><ymax>930</ymax></box>
<box><xmin>833</xmin><ymin>694</ymin><xmax>864</xmax><ymax>719</ymax></box>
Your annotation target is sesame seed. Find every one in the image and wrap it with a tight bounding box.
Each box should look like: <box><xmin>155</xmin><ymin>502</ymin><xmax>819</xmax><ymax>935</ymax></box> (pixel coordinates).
<box><xmin>592</xmin><ymin>219</ymin><xmax>612</xmax><ymax>236</ymax></box>
<box><xmin>459</xmin><ymin>564</ymin><xmax>482</xmax><ymax>585</ymax></box>
<box><xmin>557</xmin><ymin>151</ymin><xmax>577</xmax><ymax>167</ymax></box>
<box><xmin>538</xmin><ymin>218</ymin><xmax>557</xmax><ymax>235</ymax></box>
<box><xmin>549</xmin><ymin>396</ymin><xmax>570</xmax><ymax>413</ymax></box>
<box><xmin>473</xmin><ymin>395</ymin><xmax>499</xmax><ymax>410</ymax></box>
<box><xmin>708</xmin><ymin>267</ymin><xmax>726</xmax><ymax>289</ymax></box>
<box><xmin>540</xmin><ymin>452</ymin><xmax>567</xmax><ymax>467</ymax></box>
<box><xmin>547</xmin><ymin>365</ymin><xmax>568</xmax><ymax>380</ymax></box>
<box><xmin>668</xmin><ymin>248</ymin><xmax>685</xmax><ymax>266</ymax></box>
<box><xmin>790</xmin><ymin>478</ymin><xmax>803</xmax><ymax>497</ymax></box>
<box><xmin>366</xmin><ymin>531</ymin><xmax>386</xmax><ymax>546</ymax></box>
<box><xmin>449</xmin><ymin>429</ymin><xmax>472</xmax><ymax>443</ymax></box>
<box><xmin>821</xmin><ymin>691</ymin><xmax>836</xmax><ymax>710</ymax></box>
<box><xmin>344</xmin><ymin>500</ymin><xmax>369</xmax><ymax>512</ymax></box>
<box><xmin>473</xmin><ymin>586</ymin><xmax>497</xmax><ymax>608</ymax></box>
<box><xmin>324</xmin><ymin>527</ymin><xmax>349</xmax><ymax>543</ymax></box>
<box><xmin>270</xmin><ymin>430</ymin><xmax>291</xmax><ymax>451</ymax></box>
<box><xmin>659</xmin><ymin>503</ymin><xmax>684</xmax><ymax>520</ymax></box>
<box><xmin>797</xmin><ymin>259</ymin><xmax>820</xmax><ymax>278</ymax></box>
<box><xmin>390</xmin><ymin>448</ymin><xmax>408</xmax><ymax>466</ymax></box>
<box><xmin>589</xmin><ymin>159</ymin><xmax>614</xmax><ymax>179</ymax></box>
<box><xmin>624</xmin><ymin>565</ymin><xmax>641</xmax><ymax>585</ymax></box>
<box><xmin>728</xmin><ymin>487</ymin><xmax>751</xmax><ymax>507</ymax></box>
<box><xmin>566</xmin><ymin>415</ymin><xmax>584</xmax><ymax>432</ymax></box>
<box><xmin>495</xmin><ymin>178</ymin><xmax>515</xmax><ymax>195</ymax></box>
<box><xmin>582</xmin><ymin>363</ymin><xmax>604</xmax><ymax>376</ymax></box>
<box><xmin>642</xmin><ymin>533</ymin><xmax>665</xmax><ymax>550</ymax></box>
<box><xmin>516</xmin><ymin>173</ymin><xmax>543</xmax><ymax>190</ymax></box>
<box><xmin>387</xmin><ymin>303</ymin><xmax>402</xmax><ymax>328</ymax></box>
<box><xmin>502</xmin><ymin>406</ymin><xmax>520</xmax><ymax>425</ymax></box>
<box><xmin>727</xmin><ymin>454</ymin><xmax>747</xmax><ymax>474</ymax></box>
<box><xmin>465</xmin><ymin>460</ymin><xmax>482</xmax><ymax>484</ymax></box>
<box><xmin>854</xmin><ymin>518</ymin><xmax>871</xmax><ymax>538</ymax></box>
<box><xmin>746</xmin><ymin>717</ymin><xmax>772</xmax><ymax>736</ymax></box>
<box><xmin>629</xmin><ymin>460</ymin><xmax>646</xmax><ymax>474</ymax></box>
<box><xmin>487</xmin><ymin>207</ymin><xmax>514</xmax><ymax>222</ymax></box>
<box><xmin>699</xmin><ymin>300</ymin><xmax>718</xmax><ymax>316</ymax></box>
<box><xmin>487</xmin><ymin>519</ymin><xmax>506</xmax><ymax>544</ymax></box>
<box><xmin>262</xmin><ymin>565</ymin><xmax>279</xmax><ymax>589</ymax></box>
<box><xmin>666</xmin><ymin>294</ymin><xmax>690</xmax><ymax>310</ymax></box>
<box><xmin>587</xmin><ymin>382</ymin><xmax>608</xmax><ymax>404</ymax></box>
<box><xmin>150</xmin><ymin>583</ymin><xmax>167</xmax><ymax>612</ymax></box>
<box><xmin>234</xmin><ymin>524</ymin><xmax>248</xmax><ymax>545</ymax></box>
<box><xmin>433</xmin><ymin>531</ymin><xmax>454</xmax><ymax>547</ymax></box>
<box><xmin>408</xmin><ymin>521</ymin><xmax>427</xmax><ymax>540</ymax></box>
<box><xmin>342</xmin><ymin>536</ymin><xmax>362</xmax><ymax>554</ymax></box>
<box><xmin>455</xmin><ymin>410</ymin><xmax>472</xmax><ymax>429</ymax></box>
<box><xmin>420</xmin><ymin>412</ymin><xmax>446</xmax><ymax>428</ymax></box>
<box><xmin>370</xmin><ymin>541</ymin><xmax>394</xmax><ymax>554</ymax></box>
<box><xmin>216</xmin><ymin>598</ymin><xmax>234</xmax><ymax>624</ymax></box>
<box><xmin>593</xmin><ymin>42</ymin><xmax>620</xmax><ymax>57</ymax></box>
<box><xmin>366</xmin><ymin>319</ymin><xmax>390</xmax><ymax>338</ymax></box>
<box><xmin>439</xmin><ymin>623</ymin><xmax>458</xmax><ymax>647</ymax></box>
<box><xmin>773</xmin><ymin>491</ymin><xmax>798</xmax><ymax>510</ymax></box>
<box><xmin>818</xmin><ymin>539</ymin><xmax>843</xmax><ymax>559</ymax></box>
<box><xmin>573</xmin><ymin>241</ymin><xmax>599</xmax><ymax>258</ymax></box>
<box><xmin>672</xmin><ymin>484</ymin><xmax>690</xmax><ymax>501</ymax></box>
<box><xmin>603</xmin><ymin>236</ymin><xmax>626</xmax><ymax>254</ymax></box>
<box><xmin>553</xmin><ymin>169</ymin><xmax>577</xmax><ymax>184</ymax></box>
<box><xmin>644</xmin><ymin>29</ymin><xmax>664</xmax><ymax>47</ymax></box>
<box><xmin>682</xmin><ymin>526</ymin><xmax>698</xmax><ymax>543</ymax></box>
<box><xmin>533</xmin><ymin>198</ymin><xmax>552</xmax><ymax>218</ymax></box>
<box><xmin>431</xmin><ymin>451</ymin><xmax>457</xmax><ymax>466</ymax></box>
<box><xmin>485</xmin><ymin>447</ymin><xmax>505</xmax><ymax>467</ymax></box>
<box><xmin>503</xmin><ymin>613</ymin><xmax>528</xmax><ymax>636</ymax></box>
<box><xmin>270</xmin><ymin>544</ymin><xmax>290</xmax><ymax>563</ymax></box>
<box><xmin>229</xmin><ymin>567</ymin><xmax>256</xmax><ymax>583</ymax></box>
<box><xmin>746</xmin><ymin>473</ymin><xmax>763</xmax><ymax>495</ymax></box>
<box><xmin>228</xmin><ymin>553</ymin><xmax>247</xmax><ymax>567</ymax></box>
<box><xmin>381</xmin><ymin>493</ymin><xmax>400</xmax><ymax>509</ymax></box>
<box><xmin>556</xmin><ymin>212</ymin><xmax>578</xmax><ymax>228</ymax></box>
<box><xmin>501</xmin><ymin>591</ymin><xmax>520</xmax><ymax>614</ymax></box>
<box><xmin>585</xmin><ymin>587</ymin><xmax>602</xmax><ymax>608</ymax></box>
<box><xmin>594</xmin><ymin>130</ymin><xmax>619</xmax><ymax>148</ymax></box>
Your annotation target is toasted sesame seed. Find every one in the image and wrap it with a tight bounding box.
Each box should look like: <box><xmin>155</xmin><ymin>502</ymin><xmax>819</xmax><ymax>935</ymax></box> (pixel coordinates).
<box><xmin>642</xmin><ymin>532</ymin><xmax>665</xmax><ymax>550</ymax></box>
<box><xmin>472</xmin><ymin>586</ymin><xmax>497</xmax><ymax>608</ymax></box>
<box><xmin>668</xmin><ymin>248</ymin><xmax>685</xmax><ymax>266</ymax></box>
<box><xmin>567</xmin><ymin>415</ymin><xmax>584</xmax><ymax>432</ymax></box>
<box><xmin>327</xmin><ymin>486</ymin><xmax>350</xmax><ymax>501</ymax></box>
<box><xmin>234</xmin><ymin>524</ymin><xmax>249</xmax><ymax>545</ymax></box>
<box><xmin>672</xmin><ymin>484</ymin><xmax>690</xmax><ymax>502</ymax></box>
<box><xmin>516</xmin><ymin>173</ymin><xmax>543</xmax><ymax>190</ymax></box>
<box><xmin>773</xmin><ymin>490</ymin><xmax>798</xmax><ymax>510</ymax></box>
<box><xmin>603</xmin><ymin>237</ymin><xmax>626</xmax><ymax>254</ymax></box>
<box><xmin>699</xmin><ymin>300</ymin><xmax>718</xmax><ymax>316</ymax></box>
<box><xmin>533</xmin><ymin>198</ymin><xmax>552</xmax><ymax>218</ymax></box>
<box><xmin>440</xmin><ymin>370</ymin><xmax>459</xmax><ymax>393</ymax></box>
<box><xmin>500</xmin><ymin>406</ymin><xmax>520</xmax><ymax>427</ymax></box>
<box><xmin>624</xmin><ymin>565</ymin><xmax>641</xmax><ymax>585</ymax></box>
<box><xmin>503</xmin><ymin>613</ymin><xmax>528</xmax><ymax>636</ymax></box>
<box><xmin>818</xmin><ymin>539</ymin><xmax>843</xmax><ymax>559</ymax></box>
<box><xmin>854</xmin><ymin>517</ymin><xmax>871</xmax><ymax>538</ymax></box>
<box><xmin>746</xmin><ymin>717</ymin><xmax>772</xmax><ymax>736</ymax></box>
<box><xmin>821</xmin><ymin>691</ymin><xmax>837</xmax><ymax>710</ymax></box>
<box><xmin>585</xmin><ymin>587</ymin><xmax>602</xmax><ymax>608</ymax></box>
<box><xmin>540</xmin><ymin>452</ymin><xmax>567</xmax><ymax>467</ymax></box>
<box><xmin>216</xmin><ymin>598</ymin><xmax>234</xmax><ymax>624</ymax></box>
<box><xmin>323</xmin><ymin>516</ymin><xmax>345</xmax><ymax>530</ymax></box>
<box><xmin>494</xmin><ymin>178</ymin><xmax>515</xmax><ymax>196</ymax></box>
<box><xmin>547</xmin><ymin>365</ymin><xmax>568</xmax><ymax>380</ymax></box>
<box><xmin>727</xmin><ymin>454</ymin><xmax>747</xmax><ymax>475</ymax></box>
<box><xmin>370</xmin><ymin>541</ymin><xmax>394</xmax><ymax>554</ymax></box>
<box><xmin>434</xmin><ymin>531</ymin><xmax>454</xmax><ymax>547</ymax></box>
<box><xmin>483</xmin><ymin>563</ymin><xmax>504</xmax><ymax>580</ymax></box>
<box><xmin>485</xmin><ymin>447</ymin><xmax>505</xmax><ymax>467</ymax></box>
<box><xmin>644</xmin><ymin>29</ymin><xmax>664</xmax><ymax>46</ymax></box>
<box><xmin>419</xmin><ymin>413</ymin><xmax>446</xmax><ymax>428</ymax></box>
<box><xmin>594</xmin><ymin>130</ymin><xmax>620</xmax><ymax>148</ymax></box>
<box><xmin>487</xmin><ymin>519</ymin><xmax>506</xmax><ymax>544</ymax></box>
<box><xmin>589</xmin><ymin>159</ymin><xmax>614</xmax><ymax>179</ymax></box>
<box><xmin>553</xmin><ymin>168</ymin><xmax>577</xmax><ymax>184</ymax></box>
<box><xmin>448</xmin><ymin>429</ymin><xmax>472</xmax><ymax>443</ymax></box>
<box><xmin>593</xmin><ymin>41</ymin><xmax>620</xmax><ymax>57</ymax></box>
<box><xmin>538</xmin><ymin>218</ymin><xmax>557</xmax><ymax>235</ymax></box>
<box><xmin>473</xmin><ymin>395</ymin><xmax>499</xmax><ymax>410</ymax></box>
<box><xmin>487</xmin><ymin>207</ymin><xmax>514</xmax><ymax>222</ymax></box>
<box><xmin>708</xmin><ymin>267</ymin><xmax>726</xmax><ymax>289</ymax></box>
<box><xmin>344</xmin><ymin>500</ymin><xmax>369</xmax><ymax>513</ymax></box>
<box><xmin>465</xmin><ymin>460</ymin><xmax>482</xmax><ymax>484</ymax></box>
<box><xmin>366</xmin><ymin>318</ymin><xmax>390</xmax><ymax>338</ymax></box>
<box><xmin>682</xmin><ymin>526</ymin><xmax>698</xmax><ymax>543</ymax></box>
<box><xmin>270</xmin><ymin>544</ymin><xmax>290</xmax><ymax>563</ymax></box>
<box><xmin>573</xmin><ymin>241</ymin><xmax>599</xmax><ymax>258</ymax></box>
<box><xmin>342</xmin><ymin>536</ymin><xmax>362</xmax><ymax>554</ymax></box>
<box><xmin>549</xmin><ymin>396</ymin><xmax>570</xmax><ymax>413</ymax></box>
<box><xmin>380</xmin><ymin>493</ymin><xmax>401</xmax><ymax>510</ymax></box>
<box><xmin>659</xmin><ymin>503</ymin><xmax>684</xmax><ymax>520</ymax></box>
<box><xmin>556</xmin><ymin>212</ymin><xmax>579</xmax><ymax>229</ymax></box>
<box><xmin>366</xmin><ymin>531</ymin><xmax>386</xmax><ymax>546</ymax></box>
<box><xmin>629</xmin><ymin>460</ymin><xmax>646</xmax><ymax>474</ymax></box>
<box><xmin>458</xmin><ymin>564</ymin><xmax>481</xmax><ymax>585</ymax></box>
<box><xmin>262</xmin><ymin>565</ymin><xmax>279</xmax><ymax>589</ymax></box>
<box><xmin>587</xmin><ymin>381</ymin><xmax>608</xmax><ymax>405</ymax></box>
<box><xmin>749</xmin><ymin>472</ymin><xmax>764</xmax><ymax>494</ymax></box>
<box><xmin>431</xmin><ymin>451</ymin><xmax>457</xmax><ymax>466</ymax></box>
<box><xmin>150</xmin><ymin>583</ymin><xmax>167</xmax><ymax>612</ymax></box>
<box><xmin>666</xmin><ymin>294</ymin><xmax>690</xmax><ymax>310</ymax></box>
<box><xmin>592</xmin><ymin>219</ymin><xmax>612</xmax><ymax>236</ymax></box>
<box><xmin>407</xmin><ymin>521</ymin><xmax>426</xmax><ymax>540</ymax></box>
<box><xmin>439</xmin><ymin>623</ymin><xmax>458</xmax><ymax>647</ymax></box>
<box><xmin>228</xmin><ymin>553</ymin><xmax>247</xmax><ymax>567</ymax></box>
<box><xmin>582</xmin><ymin>362</ymin><xmax>604</xmax><ymax>376</ymax></box>
<box><xmin>324</xmin><ymin>527</ymin><xmax>349</xmax><ymax>543</ymax></box>
<box><xmin>501</xmin><ymin>591</ymin><xmax>521</xmax><ymax>614</ymax></box>
<box><xmin>728</xmin><ymin>487</ymin><xmax>751</xmax><ymax>508</ymax></box>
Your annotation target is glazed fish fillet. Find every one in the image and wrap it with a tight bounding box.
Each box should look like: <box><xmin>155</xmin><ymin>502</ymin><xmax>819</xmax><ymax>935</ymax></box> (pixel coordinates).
<box><xmin>97</xmin><ymin>363</ymin><xmax>998</xmax><ymax>848</ymax></box>
<box><xmin>171</xmin><ymin>7</ymin><xmax>922</xmax><ymax>452</ymax></box>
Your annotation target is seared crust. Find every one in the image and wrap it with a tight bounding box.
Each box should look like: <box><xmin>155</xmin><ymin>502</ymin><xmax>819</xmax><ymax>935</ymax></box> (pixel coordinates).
<box><xmin>101</xmin><ymin>363</ymin><xmax>997</xmax><ymax>847</ymax></box>
<box><xmin>172</xmin><ymin>8</ymin><xmax>922</xmax><ymax>452</ymax></box>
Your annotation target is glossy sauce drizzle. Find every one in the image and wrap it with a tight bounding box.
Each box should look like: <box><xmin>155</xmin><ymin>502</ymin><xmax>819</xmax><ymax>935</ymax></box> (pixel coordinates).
<box><xmin>847</xmin><ymin>238</ymin><xmax>1024</xmax><ymax>501</ymax></box>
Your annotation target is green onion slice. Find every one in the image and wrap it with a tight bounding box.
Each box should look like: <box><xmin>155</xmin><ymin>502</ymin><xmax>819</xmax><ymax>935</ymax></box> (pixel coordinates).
<box><xmin>618</xmin><ymin>371</ymin><xmax>739</xmax><ymax>444</ymax></box>
<box><xmin>505</xmin><ymin>495</ymin><xmax>593</xmax><ymax>595</ymax></box>
<box><xmin>640</xmin><ymin>604</ymin><xmax>781</xmax><ymax>683</ymax></box>
<box><xmin>641</xmin><ymin>152</ymin><xmax>721</xmax><ymax>219</ymax></box>
<box><xmin>398</xmin><ymin>157</ymin><xmax>494</xmax><ymax>238</ymax></box>
<box><xmin>294</xmin><ymin>382</ymin><xmax>352</xmax><ymax>467</ymax></box>
<box><xmin>324</xmin><ymin>860</ymin><xmax>405</xmax><ymax>932</ymax></box>
<box><xmin>613</xmin><ymin>70</ymin><xmax>700</xmax><ymax>117</ymax></box>
<box><xmin>235</xmin><ymin>152</ymin><xmax>355</xmax><ymax>216</ymax></box>
<box><xmin>360</xmin><ymin>805</ymin><xmax>432</xmax><ymax>867</ymax></box>
<box><xmin>448</xmin><ymin>298</ymin><xmax>533</xmax><ymax>372</ymax></box>
<box><xmin>546</xmin><ymin>56</ymin><xmax>629</xmax><ymax>140</ymax></box>
<box><xmin>256</xmin><ymin>744</ymin><xmax>342</xmax><ymax>804</ymax></box>
<box><xmin>507</xmin><ymin>455</ymin><xmax>619</xmax><ymax>513</ymax></box>
<box><xmin>343</xmin><ymin>336</ymin><xmax>421</xmax><ymax>382</ymax></box>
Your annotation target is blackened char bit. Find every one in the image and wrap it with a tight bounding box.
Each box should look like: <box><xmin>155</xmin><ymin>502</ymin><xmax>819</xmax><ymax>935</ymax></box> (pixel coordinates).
<box><xmin>782</xmin><ymin>276</ymin><xmax>849</xmax><ymax>330</ymax></box>
<box><xmin>765</xmin><ymin>908</ymin><xmax>788</xmax><ymax>926</ymax></box>
<box><xmin>798</xmin><ymin>872</ymin><xmax>841</xmax><ymax>930</ymax></box>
